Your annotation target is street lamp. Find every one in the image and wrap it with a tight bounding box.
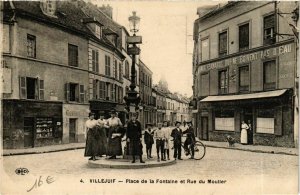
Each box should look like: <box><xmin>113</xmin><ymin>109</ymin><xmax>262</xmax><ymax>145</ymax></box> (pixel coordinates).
<box><xmin>124</xmin><ymin>11</ymin><xmax>142</xmax><ymax>113</ymax></box>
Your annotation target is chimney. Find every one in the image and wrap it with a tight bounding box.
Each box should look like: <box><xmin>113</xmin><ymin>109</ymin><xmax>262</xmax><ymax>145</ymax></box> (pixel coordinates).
<box><xmin>98</xmin><ymin>4</ymin><xmax>113</xmax><ymax>19</ymax></box>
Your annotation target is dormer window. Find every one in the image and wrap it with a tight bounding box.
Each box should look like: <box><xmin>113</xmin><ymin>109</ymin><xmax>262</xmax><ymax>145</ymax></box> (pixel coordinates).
<box><xmin>95</xmin><ymin>25</ymin><xmax>101</xmax><ymax>39</ymax></box>
<box><xmin>40</xmin><ymin>1</ymin><xmax>57</xmax><ymax>18</ymax></box>
<box><xmin>82</xmin><ymin>17</ymin><xmax>103</xmax><ymax>40</ymax></box>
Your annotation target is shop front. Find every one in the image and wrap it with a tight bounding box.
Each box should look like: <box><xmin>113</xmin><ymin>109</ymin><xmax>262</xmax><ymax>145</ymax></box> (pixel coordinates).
<box><xmin>198</xmin><ymin>89</ymin><xmax>294</xmax><ymax>147</ymax></box>
<box><xmin>3</xmin><ymin>100</ymin><xmax>63</xmax><ymax>149</ymax></box>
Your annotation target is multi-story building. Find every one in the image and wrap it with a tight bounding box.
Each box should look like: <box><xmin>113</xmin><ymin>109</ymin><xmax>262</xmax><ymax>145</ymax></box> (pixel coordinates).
<box><xmin>139</xmin><ymin>59</ymin><xmax>154</xmax><ymax>128</ymax></box>
<box><xmin>2</xmin><ymin>1</ymin><xmax>91</xmax><ymax>148</ymax></box>
<box><xmin>153</xmin><ymin>86</ymin><xmax>166</xmax><ymax>124</ymax></box>
<box><xmin>193</xmin><ymin>1</ymin><xmax>298</xmax><ymax>147</ymax></box>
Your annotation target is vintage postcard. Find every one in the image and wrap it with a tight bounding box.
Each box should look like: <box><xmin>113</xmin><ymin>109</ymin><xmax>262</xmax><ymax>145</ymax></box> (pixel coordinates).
<box><xmin>0</xmin><ymin>0</ymin><xmax>299</xmax><ymax>194</ymax></box>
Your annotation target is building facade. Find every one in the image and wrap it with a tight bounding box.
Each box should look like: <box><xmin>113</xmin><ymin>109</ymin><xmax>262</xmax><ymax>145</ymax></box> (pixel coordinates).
<box><xmin>193</xmin><ymin>1</ymin><xmax>298</xmax><ymax>147</ymax></box>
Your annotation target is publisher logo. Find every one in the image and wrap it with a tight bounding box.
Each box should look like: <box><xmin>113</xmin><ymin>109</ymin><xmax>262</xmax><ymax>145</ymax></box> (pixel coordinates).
<box><xmin>15</xmin><ymin>168</ymin><xmax>29</xmax><ymax>175</ymax></box>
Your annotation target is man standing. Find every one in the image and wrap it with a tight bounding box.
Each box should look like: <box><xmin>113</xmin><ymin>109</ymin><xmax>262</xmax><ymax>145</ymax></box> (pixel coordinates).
<box><xmin>162</xmin><ymin>121</ymin><xmax>171</xmax><ymax>160</ymax></box>
<box><xmin>183</xmin><ymin>122</ymin><xmax>196</xmax><ymax>159</ymax></box>
<box><xmin>154</xmin><ymin>123</ymin><xmax>165</xmax><ymax>162</ymax></box>
<box><xmin>126</xmin><ymin>113</ymin><xmax>145</xmax><ymax>163</ymax></box>
<box><xmin>107</xmin><ymin>109</ymin><xmax>124</xmax><ymax>159</ymax></box>
<box><xmin>171</xmin><ymin>121</ymin><xmax>183</xmax><ymax>160</ymax></box>
<box><xmin>144</xmin><ymin>123</ymin><xmax>154</xmax><ymax>159</ymax></box>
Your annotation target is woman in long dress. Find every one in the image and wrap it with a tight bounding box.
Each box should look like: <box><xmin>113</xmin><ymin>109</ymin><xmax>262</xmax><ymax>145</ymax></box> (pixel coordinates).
<box><xmin>84</xmin><ymin>112</ymin><xmax>98</xmax><ymax>161</ymax></box>
<box><xmin>96</xmin><ymin>119</ymin><xmax>108</xmax><ymax>157</ymax></box>
<box><xmin>240</xmin><ymin>121</ymin><xmax>249</xmax><ymax>145</ymax></box>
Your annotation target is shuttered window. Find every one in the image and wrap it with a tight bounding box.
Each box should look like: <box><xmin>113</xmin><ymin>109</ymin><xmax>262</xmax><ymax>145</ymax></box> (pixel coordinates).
<box><xmin>99</xmin><ymin>81</ymin><xmax>106</xmax><ymax>99</ymax></box>
<box><xmin>119</xmin><ymin>63</ymin><xmax>122</xmax><ymax>81</ymax></box>
<box><xmin>239</xmin><ymin>23</ymin><xmax>249</xmax><ymax>51</ymax></box>
<box><xmin>239</xmin><ymin>65</ymin><xmax>249</xmax><ymax>92</ymax></box>
<box><xmin>79</xmin><ymin>84</ymin><xmax>85</xmax><ymax>103</ymax></box>
<box><xmin>263</xmin><ymin>60</ymin><xmax>276</xmax><ymax>90</ymax></box>
<box><xmin>105</xmin><ymin>55</ymin><xmax>111</xmax><ymax>76</ymax></box>
<box><xmin>92</xmin><ymin>50</ymin><xmax>99</xmax><ymax>73</ymax></box>
<box><xmin>263</xmin><ymin>14</ymin><xmax>276</xmax><ymax>45</ymax></box>
<box><xmin>20</xmin><ymin>77</ymin><xmax>27</xmax><ymax>99</ymax></box>
<box><xmin>114</xmin><ymin>60</ymin><xmax>118</xmax><ymax>79</ymax></box>
<box><xmin>219</xmin><ymin>31</ymin><xmax>227</xmax><ymax>57</ymax></box>
<box><xmin>39</xmin><ymin>79</ymin><xmax>44</xmax><ymax>100</ymax></box>
<box><xmin>218</xmin><ymin>69</ymin><xmax>228</xmax><ymax>94</ymax></box>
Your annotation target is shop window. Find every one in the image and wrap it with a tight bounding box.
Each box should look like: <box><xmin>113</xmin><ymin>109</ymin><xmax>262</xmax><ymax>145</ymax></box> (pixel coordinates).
<box><xmin>68</xmin><ymin>44</ymin><xmax>78</xmax><ymax>67</ymax></box>
<box><xmin>105</xmin><ymin>55</ymin><xmax>111</xmax><ymax>76</ymax></box>
<box><xmin>36</xmin><ymin>117</ymin><xmax>53</xmax><ymax>138</ymax></box>
<box><xmin>19</xmin><ymin>77</ymin><xmax>44</xmax><ymax>100</ymax></box>
<box><xmin>263</xmin><ymin>14</ymin><xmax>276</xmax><ymax>45</ymax></box>
<box><xmin>239</xmin><ymin>23</ymin><xmax>249</xmax><ymax>51</ymax></box>
<box><xmin>92</xmin><ymin>50</ymin><xmax>99</xmax><ymax>73</ymax></box>
<box><xmin>201</xmin><ymin>38</ymin><xmax>209</xmax><ymax>61</ymax></box>
<box><xmin>263</xmin><ymin>60</ymin><xmax>276</xmax><ymax>90</ymax></box>
<box><xmin>256</xmin><ymin>108</ymin><xmax>275</xmax><ymax>134</ymax></box>
<box><xmin>214</xmin><ymin>109</ymin><xmax>234</xmax><ymax>131</ymax></box>
<box><xmin>65</xmin><ymin>83</ymin><xmax>84</xmax><ymax>102</ymax></box>
<box><xmin>27</xmin><ymin>34</ymin><xmax>36</xmax><ymax>58</ymax></box>
<box><xmin>218</xmin><ymin>69</ymin><xmax>228</xmax><ymax>94</ymax></box>
<box><xmin>239</xmin><ymin>65</ymin><xmax>249</xmax><ymax>92</ymax></box>
<box><xmin>218</xmin><ymin>31</ymin><xmax>227</xmax><ymax>57</ymax></box>
<box><xmin>125</xmin><ymin>61</ymin><xmax>129</xmax><ymax>78</ymax></box>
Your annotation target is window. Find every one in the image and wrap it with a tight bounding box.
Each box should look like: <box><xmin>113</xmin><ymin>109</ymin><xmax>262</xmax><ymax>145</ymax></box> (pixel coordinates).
<box><xmin>256</xmin><ymin>108</ymin><xmax>275</xmax><ymax>134</ymax></box>
<box><xmin>65</xmin><ymin>83</ymin><xmax>84</xmax><ymax>102</ymax></box>
<box><xmin>263</xmin><ymin>14</ymin><xmax>276</xmax><ymax>45</ymax></box>
<box><xmin>105</xmin><ymin>55</ymin><xmax>111</xmax><ymax>76</ymax></box>
<box><xmin>125</xmin><ymin>61</ymin><xmax>129</xmax><ymax>78</ymax></box>
<box><xmin>119</xmin><ymin>63</ymin><xmax>122</xmax><ymax>81</ymax></box>
<box><xmin>41</xmin><ymin>1</ymin><xmax>57</xmax><ymax>17</ymax></box>
<box><xmin>218</xmin><ymin>31</ymin><xmax>227</xmax><ymax>57</ymax></box>
<box><xmin>99</xmin><ymin>81</ymin><xmax>106</xmax><ymax>99</ymax></box>
<box><xmin>215</xmin><ymin>109</ymin><xmax>234</xmax><ymax>131</ymax></box>
<box><xmin>95</xmin><ymin>25</ymin><xmax>101</xmax><ymax>39</ymax></box>
<box><xmin>111</xmin><ymin>84</ymin><xmax>115</xmax><ymax>102</ymax></box>
<box><xmin>92</xmin><ymin>50</ymin><xmax>99</xmax><ymax>73</ymax></box>
<box><xmin>114</xmin><ymin>60</ymin><xmax>118</xmax><ymax>79</ymax></box>
<box><xmin>27</xmin><ymin>34</ymin><xmax>36</xmax><ymax>58</ymax></box>
<box><xmin>239</xmin><ymin>66</ymin><xmax>249</xmax><ymax>92</ymax></box>
<box><xmin>201</xmin><ymin>38</ymin><xmax>209</xmax><ymax>61</ymax></box>
<box><xmin>68</xmin><ymin>44</ymin><xmax>78</xmax><ymax>67</ymax></box>
<box><xmin>19</xmin><ymin>77</ymin><xmax>44</xmax><ymax>100</ymax></box>
<box><xmin>263</xmin><ymin>60</ymin><xmax>276</xmax><ymax>90</ymax></box>
<box><xmin>200</xmin><ymin>73</ymin><xmax>209</xmax><ymax>96</ymax></box>
<box><xmin>239</xmin><ymin>23</ymin><xmax>249</xmax><ymax>51</ymax></box>
<box><xmin>93</xmin><ymin>79</ymin><xmax>99</xmax><ymax>99</ymax></box>
<box><xmin>218</xmin><ymin>69</ymin><xmax>228</xmax><ymax>94</ymax></box>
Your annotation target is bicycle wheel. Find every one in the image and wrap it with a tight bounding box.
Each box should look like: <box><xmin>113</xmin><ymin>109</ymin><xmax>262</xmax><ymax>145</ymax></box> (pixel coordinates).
<box><xmin>193</xmin><ymin>141</ymin><xmax>206</xmax><ymax>160</ymax></box>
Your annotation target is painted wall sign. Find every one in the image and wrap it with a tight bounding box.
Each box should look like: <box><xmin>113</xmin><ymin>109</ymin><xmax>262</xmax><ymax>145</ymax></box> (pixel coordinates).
<box><xmin>199</xmin><ymin>43</ymin><xmax>293</xmax><ymax>72</ymax></box>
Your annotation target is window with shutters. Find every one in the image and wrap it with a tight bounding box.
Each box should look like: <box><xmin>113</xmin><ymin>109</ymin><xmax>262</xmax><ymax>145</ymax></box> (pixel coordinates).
<box><xmin>119</xmin><ymin>63</ymin><xmax>122</xmax><ymax>81</ymax></box>
<box><xmin>111</xmin><ymin>84</ymin><xmax>115</xmax><ymax>102</ymax></box>
<box><xmin>65</xmin><ymin>83</ymin><xmax>83</xmax><ymax>102</ymax></box>
<box><xmin>239</xmin><ymin>23</ymin><xmax>249</xmax><ymax>51</ymax></box>
<box><xmin>263</xmin><ymin>14</ymin><xmax>276</xmax><ymax>45</ymax></box>
<box><xmin>218</xmin><ymin>69</ymin><xmax>228</xmax><ymax>94</ymax></box>
<box><xmin>69</xmin><ymin>83</ymin><xmax>78</xmax><ymax>102</ymax></box>
<box><xmin>27</xmin><ymin>34</ymin><xmax>36</xmax><ymax>58</ymax></box>
<box><xmin>218</xmin><ymin>31</ymin><xmax>228</xmax><ymax>57</ymax></box>
<box><xmin>92</xmin><ymin>50</ymin><xmax>99</xmax><ymax>73</ymax></box>
<box><xmin>19</xmin><ymin>77</ymin><xmax>44</xmax><ymax>100</ymax></box>
<box><xmin>114</xmin><ymin>60</ymin><xmax>118</xmax><ymax>79</ymax></box>
<box><xmin>239</xmin><ymin>65</ymin><xmax>250</xmax><ymax>92</ymax></box>
<box><xmin>125</xmin><ymin>61</ymin><xmax>129</xmax><ymax>78</ymax></box>
<box><xmin>263</xmin><ymin>60</ymin><xmax>276</xmax><ymax>90</ymax></box>
<box><xmin>105</xmin><ymin>55</ymin><xmax>111</xmax><ymax>76</ymax></box>
<box><xmin>68</xmin><ymin>44</ymin><xmax>78</xmax><ymax>67</ymax></box>
<box><xmin>26</xmin><ymin>77</ymin><xmax>36</xmax><ymax>99</ymax></box>
<box><xmin>79</xmin><ymin>84</ymin><xmax>85</xmax><ymax>102</ymax></box>
<box><xmin>93</xmin><ymin>79</ymin><xmax>99</xmax><ymax>99</ymax></box>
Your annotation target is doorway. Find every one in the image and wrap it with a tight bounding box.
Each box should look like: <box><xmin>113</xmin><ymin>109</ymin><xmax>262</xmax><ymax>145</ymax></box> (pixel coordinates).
<box><xmin>24</xmin><ymin>117</ymin><xmax>34</xmax><ymax>148</ymax></box>
<box><xmin>243</xmin><ymin>108</ymin><xmax>253</xmax><ymax>144</ymax></box>
<box><xmin>69</xmin><ymin>118</ymin><xmax>77</xmax><ymax>143</ymax></box>
<box><xmin>201</xmin><ymin>117</ymin><xmax>209</xmax><ymax>141</ymax></box>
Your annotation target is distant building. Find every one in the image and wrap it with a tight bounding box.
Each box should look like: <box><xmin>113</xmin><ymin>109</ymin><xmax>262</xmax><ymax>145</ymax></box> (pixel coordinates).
<box><xmin>193</xmin><ymin>1</ymin><xmax>298</xmax><ymax>147</ymax></box>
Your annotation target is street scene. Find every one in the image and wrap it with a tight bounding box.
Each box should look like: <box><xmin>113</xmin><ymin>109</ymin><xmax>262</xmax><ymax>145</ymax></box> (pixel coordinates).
<box><xmin>1</xmin><ymin>0</ymin><xmax>299</xmax><ymax>194</ymax></box>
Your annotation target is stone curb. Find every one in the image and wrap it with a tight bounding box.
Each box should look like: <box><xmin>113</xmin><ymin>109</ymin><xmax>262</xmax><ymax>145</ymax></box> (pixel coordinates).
<box><xmin>88</xmin><ymin>159</ymin><xmax>176</xmax><ymax>169</ymax></box>
<box><xmin>205</xmin><ymin>144</ymin><xmax>298</xmax><ymax>156</ymax></box>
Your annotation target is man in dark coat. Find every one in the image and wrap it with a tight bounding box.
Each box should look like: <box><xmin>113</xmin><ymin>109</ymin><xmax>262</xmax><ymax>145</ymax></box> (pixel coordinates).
<box><xmin>171</xmin><ymin>121</ymin><xmax>183</xmax><ymax>160</ymax></box>
<box><xmin>144</xmin><ymin>123</ymin><xmax>154</xmax><ymax>159</ymax></box>
<box><xmin>183</xmin><ymin>122</ymin><xmax>196</xmax><ymax>159</ymax></box>
<box><xmin>126</xmin><ymin>113</ymin><xmax>145</xmax><ymax>163</ymax></box>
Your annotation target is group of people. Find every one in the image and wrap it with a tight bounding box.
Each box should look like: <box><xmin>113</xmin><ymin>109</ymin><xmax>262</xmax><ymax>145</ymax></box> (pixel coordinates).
<box><xmin>84</xmin><ymin>109</ymin><xmax>196</xmax><ymax>163</ymax></box>
<box><xmin>240</xmin><ymin>120</ymin><xmax>253</xmax><ymax>145</ymax></box>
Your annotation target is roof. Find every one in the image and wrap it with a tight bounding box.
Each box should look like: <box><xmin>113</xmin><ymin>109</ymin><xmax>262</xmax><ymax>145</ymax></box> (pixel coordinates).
<box><xmin>200</xmin><ymin>89</ymin><xmax>287</xmax><ymax>102</ymax></box>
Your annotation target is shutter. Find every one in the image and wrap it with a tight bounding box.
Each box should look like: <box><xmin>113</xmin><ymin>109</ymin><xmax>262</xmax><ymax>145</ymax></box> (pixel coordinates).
<box><xmin>234</xmin><ymin>109</ymin><xmax>241</xmax><ymax>132</ymax></box>
<box><xmin>75</xmin><ymin>84</ymin><xmax>79</xmax><ymax>102</ymax></box>
<box><xmin>79</xmin><ymin>84</ymin><xmax>85</xmax><ymax>103</ymax></box>
<box><xmin>274</xmin><ymin>106</ymin><xmax>282</xmax><ymax>135</ymax></box>
<box><xmin>19</xmin><ymin>76</ymin><xmax>27</xmax><ymax>99</ymax></box>
<box><xmin>96</xmin><ymin>52</ymin><xmax>99</xmax><ymax>73</ymax></box>
<box><xmin>65</xmin><ymin>83</ymin><xmax>70</xmax><ymax>102</ymax></box>
<box><xmin>92</xmin><ymin>50</ymin><xmax>95</xmax><ymax>72</ymax></box>
<box><xmin>39</xmin><ymin>79</ymin><xmax>44</xmax><ymax>100</ymax></box>
<box><xmin>93</xmin><ymin>80</ymin><xmax>97</xmax><ymax>99</ymax></box>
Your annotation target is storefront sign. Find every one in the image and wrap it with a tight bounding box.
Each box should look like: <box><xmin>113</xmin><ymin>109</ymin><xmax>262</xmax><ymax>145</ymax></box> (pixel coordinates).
<box><xmin>65</xmin><ymin>110</ymin><xmax>87</xmax><ymax>117</ymax></box>
<box><xmin>199</xmin><ymin>43</ymin><xmax>293</xmax><ymax>72</ymax></box>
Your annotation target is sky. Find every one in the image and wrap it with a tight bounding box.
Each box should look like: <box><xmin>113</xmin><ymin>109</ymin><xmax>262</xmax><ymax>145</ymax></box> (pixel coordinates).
<box><xmin>92</xmin><ymin>0</ymin><xmax>220</xmax><ymax>97</ymax></box>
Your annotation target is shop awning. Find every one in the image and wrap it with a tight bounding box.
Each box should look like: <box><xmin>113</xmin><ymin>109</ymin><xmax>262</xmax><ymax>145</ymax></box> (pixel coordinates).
<box><xmin>200</xmin><ymin>89</ymin><xmax>287</xmax><ymax>102</ymax></box>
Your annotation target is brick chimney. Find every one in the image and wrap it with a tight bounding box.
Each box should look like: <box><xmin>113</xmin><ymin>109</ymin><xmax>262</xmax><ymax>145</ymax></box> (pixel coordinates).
<box><xmin>98</xmin><ymin>4</ymin><xmax>113</xmax><ymax>19</ymax></box>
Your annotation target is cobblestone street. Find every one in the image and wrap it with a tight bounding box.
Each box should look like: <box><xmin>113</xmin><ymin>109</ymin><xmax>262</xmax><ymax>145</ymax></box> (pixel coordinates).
<box><xmin>2</xmin><ymin>147</ymin><xmax>298</xmax><ymax>194</ymax></box>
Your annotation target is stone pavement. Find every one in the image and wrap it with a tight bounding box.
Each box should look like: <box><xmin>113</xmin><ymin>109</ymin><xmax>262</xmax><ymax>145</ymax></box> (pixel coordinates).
<box><xmin>2</xmin><ymin>140</ymin><xmax>298</xmax><ymax>156</ymax></box>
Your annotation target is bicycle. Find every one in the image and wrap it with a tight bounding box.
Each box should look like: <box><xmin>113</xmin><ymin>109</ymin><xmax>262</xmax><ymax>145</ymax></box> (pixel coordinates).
<box><xmin>181</xmin><ymin>136</ymin><xmax>206</xmax><ymax>160</ymax></box>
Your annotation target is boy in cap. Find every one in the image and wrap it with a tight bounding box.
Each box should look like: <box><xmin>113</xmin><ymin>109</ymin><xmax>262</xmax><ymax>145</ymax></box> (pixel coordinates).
<box><xmin>154</xmin><ymin>123</ymin><xmax>165</xmax><ymax>162</ymax></box>
<box><xmin>162</xmin><ymin>121</ymin><xmax>171</xmax><ymax>160</ymax></box>
<box><xmin>171</xmin><ymin>121</ymin><xmax>183</xmax><ymax>160</ymax></box>
<box><xmin>144</xmin><ymin>123</ymin><xmax>154</xmax><ymax>159</ymax></box>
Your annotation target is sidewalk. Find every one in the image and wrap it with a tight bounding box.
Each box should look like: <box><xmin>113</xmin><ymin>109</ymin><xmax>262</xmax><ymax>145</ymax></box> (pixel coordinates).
<box><xmin>2</xmin><ymin>140</ymin><xmax>298</xmax><ymax>156</ymax></box>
